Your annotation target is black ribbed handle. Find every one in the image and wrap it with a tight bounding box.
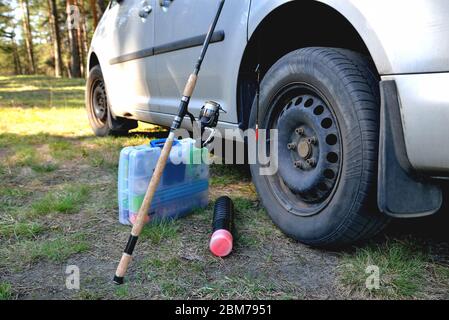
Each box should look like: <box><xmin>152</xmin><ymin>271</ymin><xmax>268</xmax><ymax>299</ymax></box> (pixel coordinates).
<box><xmin>212</xmin><ymin>196</ymin><xmax>234</xmax><ymax>233</ymax></box>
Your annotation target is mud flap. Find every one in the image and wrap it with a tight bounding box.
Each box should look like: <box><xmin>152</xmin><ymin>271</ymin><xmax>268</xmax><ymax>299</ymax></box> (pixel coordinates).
<box><xmin>378</xmin><ymin>81</ymin><xmax>442</xmax><ymax>218</ymax></box>
<box><xmin>107</xmin><ymin>106</ymin><xmax>138</xmax><ymax>132</ymax></box>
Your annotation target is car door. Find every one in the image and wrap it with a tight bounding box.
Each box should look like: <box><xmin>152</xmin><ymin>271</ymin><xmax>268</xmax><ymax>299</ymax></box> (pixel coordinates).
<box><xmin>152</xmin><ymin>0</ymin><xmax>250</xmax><ymax>125</ymax></box>
<box><xmin>101</xmin><ymin>0</ymin><xmax>159</xmax><ymax>117</ymax></box>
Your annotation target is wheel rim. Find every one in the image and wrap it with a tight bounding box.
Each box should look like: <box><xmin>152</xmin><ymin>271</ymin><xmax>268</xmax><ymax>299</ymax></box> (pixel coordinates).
<box><xmin>264</xmin><ymin>83</ymin><xmax>342</xmax><ymax>217</ymax></box>
<box><xmin>90</xmin><ymin>79</ymin><xmax>108</xmax><ymax>125</ymax></box>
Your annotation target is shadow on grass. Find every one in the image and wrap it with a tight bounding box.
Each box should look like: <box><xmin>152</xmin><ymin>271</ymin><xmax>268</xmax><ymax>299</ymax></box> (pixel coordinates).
<box><xmin>0</xmin><ymin>130</ymin><xmax>169</xmax><ymax>146</ymax></box>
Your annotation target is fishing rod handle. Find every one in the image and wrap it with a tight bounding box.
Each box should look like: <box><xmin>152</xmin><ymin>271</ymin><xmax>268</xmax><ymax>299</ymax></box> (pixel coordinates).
<box><xmin>114</xmin><ymin>132</ymin><xmax>175</xmax><ymax>284</ymax></box>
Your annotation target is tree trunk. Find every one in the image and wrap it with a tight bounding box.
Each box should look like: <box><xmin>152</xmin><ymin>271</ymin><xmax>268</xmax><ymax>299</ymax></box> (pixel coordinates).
<box><xmin>11</xmin><ymin>36</ymin><xmax>23</xmax><ymax>75</ymax></box>
<box><xmin>89</xmin><ymin>0</ymin><xmax>98</xmax><ymax>29</ymax></box>
<box><xmin>19</xmin><ymin>0</ymin><xmax>36</xmax><ymax>74</ymax></box>
<box><xmin>66</xmin><ymin>0</ymin><xmax>81</xmax><ymax>78</ymax></box>
<box><xmin>76</xmin><ymin>0</ymin><xmax>88</xmax><ymax>77</ymax></box>
<box><xmin>79</xmin><ymin>0</ymin><xmax>89</xmax><ymax>56</ymax></box>
<box><xmin>47</xmin><ymin>0</ymin><xmax>63</xmax><ymax>77</ymax></box>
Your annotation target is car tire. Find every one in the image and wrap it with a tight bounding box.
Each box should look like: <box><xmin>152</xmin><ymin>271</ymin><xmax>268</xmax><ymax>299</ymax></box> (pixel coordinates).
<box><xmin>86</xmin><ymin>65</ymin><xmax>138</xmax><ymax>137</ymax></box>
<box><xmin>249</xmin><ymin>47</ymin><xmax>389</xmax><ymax>248</ymax></box>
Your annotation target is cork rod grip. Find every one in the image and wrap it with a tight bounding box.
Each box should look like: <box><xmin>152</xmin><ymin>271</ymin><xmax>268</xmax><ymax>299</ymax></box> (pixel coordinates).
<box><xmin>115</xmin><ymin>254</ymin><xmax>132</xmax><ymax>279</ymax></box>
<box><xmin>183</xmin><ymin>74</ymin><xmax>198</xmax><ymax>97</ymax></box>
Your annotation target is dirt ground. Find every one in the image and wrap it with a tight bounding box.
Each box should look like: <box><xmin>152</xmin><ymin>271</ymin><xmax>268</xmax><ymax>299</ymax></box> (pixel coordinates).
<box><xmin>0</xmin><ymin>76</ymin><xmax>448</xmax><ymax>300</ymax></box>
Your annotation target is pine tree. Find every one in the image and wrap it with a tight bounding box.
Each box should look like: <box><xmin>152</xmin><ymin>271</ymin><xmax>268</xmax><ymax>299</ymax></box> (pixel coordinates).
<box><xmin>47</xmin><ymin>0</ymin><xmax>63</xmax><ymax>77</ymax></box>
<box><xmin>19</xmin><ymin>0</ymin><xmax>36</xmax><ymax>74</ymax></box>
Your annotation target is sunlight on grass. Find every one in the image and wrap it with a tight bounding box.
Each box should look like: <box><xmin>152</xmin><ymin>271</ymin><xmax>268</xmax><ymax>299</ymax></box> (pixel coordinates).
<box><xmin>0</xmin><ymin>107</ymin><xmax>93</xmax><ymax>137</ymax></box>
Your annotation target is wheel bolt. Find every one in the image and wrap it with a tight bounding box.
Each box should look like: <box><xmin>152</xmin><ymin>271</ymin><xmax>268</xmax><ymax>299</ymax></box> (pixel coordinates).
<box><xmin>306</xmin><ymin>158</ymin><xmax>317</xmax><ymax>167</ymax></box>
<box><xmin>295</xmin><ymin>127</ymin><xmax>304</xmax><ymax>136</ymax></box>
<box><xmin>287</xmin><ymin>143</ymin><xmax>297</xmax><ymax>150</ymax></box>
<box><xmin>308</xmin><ymin>137</ymin><xmax>317</xmax><ymax>145</ymax></box>
<box><xmin>294</xmin><ymin>161</ymin><xmax>304</xmax><ymax>169</ymax></box>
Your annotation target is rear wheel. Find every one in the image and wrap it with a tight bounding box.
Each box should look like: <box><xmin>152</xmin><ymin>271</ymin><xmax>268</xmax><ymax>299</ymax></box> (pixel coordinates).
<box><xmin>86</xmin><ymin>65</ymin><xmax>137</xmax><ymax>137</ymax></box>
<box><xmin>250</xmin><ymin>47</ymin><xmax>389</xmax><ymax>247</ymax></box>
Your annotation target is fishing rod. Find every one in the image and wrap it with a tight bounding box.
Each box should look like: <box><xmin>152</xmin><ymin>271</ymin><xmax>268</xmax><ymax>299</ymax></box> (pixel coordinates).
<box><xmin>113</xmin><ymin>0</ymin><xmax>226</xmax><ymax>285</ymax></box>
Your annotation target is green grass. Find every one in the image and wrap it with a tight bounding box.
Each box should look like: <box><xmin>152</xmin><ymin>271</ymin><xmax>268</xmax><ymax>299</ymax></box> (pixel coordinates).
<box><xmin>31</xmin><ymin>185</ymin><xmax>90</xmax><ymax>215</ymax></box>
<box><xmin>49</xmin><ymin>140</ymin><xmax>79</xmax><ymax>160</ymax></box>
<box><xmin>210</xmin><ymin>164</ymin><xmax>250</xmax><ymax>186</ymax></box>
<box><xmin>0</xmin><ymin>233</ymin><xmax>90</xmax><ymax>268</ymax></box>
<box><xmin>115</xmin><ymin>284</ymin><xmax>130</xmax><ymax>299</ymax></box>
<box><xmin>339</xmin><ymin>240</ymin><xmax>430</xmax><ymax>299</ymax></box>
<box><xmin>0</xmin><ymin>282</ymin><xmax>13</xmax><ymax>300</ymax></box>
<box><xmin>0</xmin><ymin>75</ymin><xmax>86</xmax><ymax>109</ymax></box>
<box><xmin>139</xmin><ymin>220</ymin><xmax>180</xmax><ymax>245</ymax></box>
<box><xmin>140</xmin><ymin>256</ymin><xmax>205</xmax><ymax>298</ymax></box>
<box><xmin>0</xmin><ymin>221</ymin><xmax>46</xmax><ymax>239</ymax></box>
<box><xmin>193</xmin><ymin>276</ymin><xmax>278</xmax><ymax>300</ymax></box>
<box><xmin>0</xmin><ymin>187</ymin><xmax>30</xmax><ymax>210</ymax></box>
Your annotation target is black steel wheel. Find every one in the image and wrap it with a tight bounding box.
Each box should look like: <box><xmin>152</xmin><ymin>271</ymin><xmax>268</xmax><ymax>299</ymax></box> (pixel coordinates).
<box><xmin>91</xmin><ymin>78</ymin><xmax>108</xmax><ymax>127</ymax></box>
<box><xmin>269</xmin><ymin>85</ymin><xmax>342</xmax><ymax>216</ymax></box>
<box><xmin>86</xmin><ymin>65</ymin><xmax>137</xmax><ymax>137</ymax></box>
<box><xmin>249</xmin><ymin>47</ymin><xmax>389</xmax><ymax>247</ymax></box>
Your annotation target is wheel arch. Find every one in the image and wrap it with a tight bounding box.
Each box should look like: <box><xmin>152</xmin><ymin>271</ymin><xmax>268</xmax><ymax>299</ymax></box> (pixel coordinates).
<box><xmin>237</xmin><ymin>0</ymin><xmax>384</xmax><ymax>129</ymax></box>
<box><xmin>88</xmin><ymin>51</ymin><xmax>100</xmax><ymax>73</ymax></box>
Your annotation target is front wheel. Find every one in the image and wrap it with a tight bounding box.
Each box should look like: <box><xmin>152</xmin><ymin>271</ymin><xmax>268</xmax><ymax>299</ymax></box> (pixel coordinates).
<box><xmin>86</xmin><ymin>65</ymin><xmax>137</xmax><ymax>137</ymax></box>
<box><xmin>250</xmin><ymin>47</ymin><xmax>389</xmax><ymax>247</ymax></box>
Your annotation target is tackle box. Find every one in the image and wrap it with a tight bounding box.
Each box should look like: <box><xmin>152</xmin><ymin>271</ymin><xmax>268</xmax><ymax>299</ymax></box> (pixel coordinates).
<box><xmin>118</xmin><ymin>138</ymin><xmax>209</xmax><ymax>225</ymax></box>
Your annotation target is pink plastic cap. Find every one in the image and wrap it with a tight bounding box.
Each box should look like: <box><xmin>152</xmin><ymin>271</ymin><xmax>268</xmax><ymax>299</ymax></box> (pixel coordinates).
<box><xmin>209</xmin><ymin>229</ymin><xmax>233</xmax><ymax>257</ymax></box>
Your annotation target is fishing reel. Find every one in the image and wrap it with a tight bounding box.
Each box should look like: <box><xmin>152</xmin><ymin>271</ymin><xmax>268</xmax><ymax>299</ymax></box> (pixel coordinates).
<box><xmin>197</xmin><ymin>101</ymin><xmax>225</xmax><ymax>147</ymax></box>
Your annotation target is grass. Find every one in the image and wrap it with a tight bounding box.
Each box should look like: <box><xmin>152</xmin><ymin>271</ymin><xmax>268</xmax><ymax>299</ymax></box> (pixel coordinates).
<box><xmin>0</xmin><ymin>187</ymin><xmax>30</xmax><ymax>209</ymax></box>
<box><xmin>193</xmin><ymin>276</ymin><xmax>279</xmax><ymax>300</ymax></box>
<box><xmin>0</xmin><ymin>221</ymin><xmax>46</xmax><ymax>239</ymax></box>
<box><xmin>0</xmin><ymin>75</ymin><xmax>86</xmax><ymax>109</ymax></box>
<box><xmin>115</xmin><ymin>285</ymin><xmax>130</xmax><ymax>299</ymax></box>
<box><xmin>0</xmin><ymin>282</ymin><xmax>13</xmax><ymax>300</ymax></box>
<box><xmin>49</xmin><ymin>140</ymin><xmax>79</xmax><ymax>160</ymax></box>
<box><xmin>210</xmin><ymin>164</ymin><xmax>250</xmax><ymax>186</ymax></box>
<box><xmin>31</xmin><ymin>185</ymin><xmax>90</xmax><ymax>215</ymax></box>
<box><xmin>0</xmin><ymin>233</ymin><xmax>90</xmax><ymax>269</ymax></box>
<box><xmin>139</xmin><ymin>220</ymin><xmax>180</xmax><ymax>245</ymax></box>
<box><xmin>339</xmin><ymin>239</ymin><xmax>430</xmax><ymax>299</ymax></box>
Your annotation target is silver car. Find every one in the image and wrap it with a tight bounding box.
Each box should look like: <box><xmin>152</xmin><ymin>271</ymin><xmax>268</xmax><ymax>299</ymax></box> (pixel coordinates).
<box><xmin>85</xmin><ymin>0</ymin><xmax>449</xmax><ymax>247</ymax></box>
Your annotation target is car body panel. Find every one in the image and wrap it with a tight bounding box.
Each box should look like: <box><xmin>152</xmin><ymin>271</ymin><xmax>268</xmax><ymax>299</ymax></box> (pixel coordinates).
<box><xmin>382</xmin><ymin>73</ymin><xmax>449</xmax><ymax>174</ymax></box>
<box><xmin>146</xmin><ymin>0</ymin><xmax>250</xmax><ymax>124</ymax></box>
<box><xmin>248</xmin><ymin>0</ymin><xmax>449</xmax><ymax>75</ymax></box>
<box><xmin>89</xmin><ymin>0</ymin><xmax>159</xmax><ymax>115</ymax></box>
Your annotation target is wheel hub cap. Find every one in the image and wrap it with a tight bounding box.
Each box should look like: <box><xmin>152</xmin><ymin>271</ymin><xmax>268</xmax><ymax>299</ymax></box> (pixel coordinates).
<box><xmin>298</xmin><ymin>139</ymin><xmax>312</xmax><ymax>159</ymax></box>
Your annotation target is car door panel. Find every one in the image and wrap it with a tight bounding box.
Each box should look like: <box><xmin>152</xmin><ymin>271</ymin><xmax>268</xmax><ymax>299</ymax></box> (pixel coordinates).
<box><xmin>152</xmin><ymin>0</ymin><xmax>250</xmax><ymax>124</ymax></box>
<box><xmin>100</xmin><ymin>0</ymin><xmax>160</xmax><ymax>116</ymax></box>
